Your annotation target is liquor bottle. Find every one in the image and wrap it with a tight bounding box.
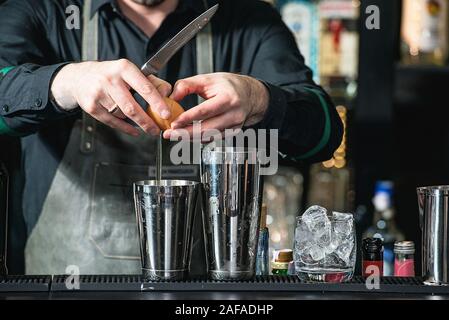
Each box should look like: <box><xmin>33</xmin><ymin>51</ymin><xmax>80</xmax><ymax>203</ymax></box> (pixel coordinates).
<box><xmin>307</xmin><ymin>106</ymin><xmax>354</xmax><ymax>213</ymax></box>
<box><xmin>362</xmin><ymin>181</ymin><xmax>405</xmax><ymax>276</ymax></box>
<box><xmin>263</xmin><ymin>167</ymin><xmax>303</xmax><ymax>262</ymax></box>
<box><xmin>256</xmin><ymin>204</ymin><xmax>270</xmax><ymax>276</ymax></box>
<box><xmin>361</xmin><ymin>238</ymin><xmax>384</xmax><ymax>278</ymax></box>
<box><xmin>401</xmin><ymin>0</ymin><xmax>449</xmax><ymax>65</ymax></box>
<box><xmin>272</xmin><ymin>249</ymin><xmax>294</xmax><ymax>275</ymax></box>
<box><xmin>318</xmin><ymin>0</ymin><xmax>359</xmax><ymax>100</ymax></box>
<box><xmin>0</xmin><ymin>162</ymin><xmax>8</xmax><ymax>275</ymax></box>
<box><xmin>279</xmin><ymin>0</ymin><xmax>320</xmax><ymax>82</ymax></box>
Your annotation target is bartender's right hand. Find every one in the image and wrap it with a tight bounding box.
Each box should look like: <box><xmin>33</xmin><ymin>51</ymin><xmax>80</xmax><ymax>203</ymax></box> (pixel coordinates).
<box><xmin>50</xmin><ymin>59</ymin><xmax>172</xmax><ymax>136</ymax></box>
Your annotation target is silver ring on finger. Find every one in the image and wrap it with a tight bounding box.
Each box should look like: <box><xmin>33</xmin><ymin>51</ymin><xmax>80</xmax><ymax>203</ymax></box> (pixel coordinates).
<box><xmin>108</xmin><ymin>105</ymin><xmax>119</xmax><ymax>114</ymax></box>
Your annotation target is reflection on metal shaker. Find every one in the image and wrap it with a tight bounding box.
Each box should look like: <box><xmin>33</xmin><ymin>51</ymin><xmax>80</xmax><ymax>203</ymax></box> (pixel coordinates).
<box><xmin>417</xmin><ymin>186</ymin><xmax>449</xmax><ymax>285</ymax></box>
<box><xmin>201</xmin><ymin>147</ymin><xmax>262</xmax><ymax>280</ymax></box>
<box><xmin>134</xmin><ymin>180</ymin><xmax>200</xmax><ymax>281</ymax></box>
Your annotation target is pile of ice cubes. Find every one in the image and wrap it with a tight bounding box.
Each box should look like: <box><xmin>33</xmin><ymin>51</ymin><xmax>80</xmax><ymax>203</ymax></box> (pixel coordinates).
<box><xmin>294</xmin><ymin>205</ymin><xmax>355</xmax><ymax>269</ymax></box>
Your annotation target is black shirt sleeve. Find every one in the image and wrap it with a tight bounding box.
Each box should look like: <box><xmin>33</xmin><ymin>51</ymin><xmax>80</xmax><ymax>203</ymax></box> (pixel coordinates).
<box><xmin>247</xmin><ymin>2</ymin><xmax>343</xmax><ymax>163</ymax></box>
<box><xmin>0</xmin><ymin>0</ymin><xmax>72</xmax><ymax>136</ymax></box>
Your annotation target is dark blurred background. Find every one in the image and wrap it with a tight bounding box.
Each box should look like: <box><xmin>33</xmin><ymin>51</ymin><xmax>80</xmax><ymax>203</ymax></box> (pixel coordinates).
<box><xmin>1</xmin><ymin>0</ymin><xmax>449</xmax><ymax>275</ymax></box>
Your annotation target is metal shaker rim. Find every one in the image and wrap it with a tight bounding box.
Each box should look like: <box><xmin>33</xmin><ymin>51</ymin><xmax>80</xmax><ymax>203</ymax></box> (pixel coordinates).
<box><xmin>417</xmin><ymin>185</ymin><xmax>449</xmax><ymax>196</ymax></box>
<box><xmin>202</xmin><ymin>146</ymin><xmax>258</xmax><ymax>165</ymax></box>
<box><xmin>134</xmin><ymin>180</ymin><xmax>200</xmax><ymax>187</ymax></box>
<box><xmin>133</xmin><ymin>180</ymin><xmax>200</xmax><ymax>196</ymax></box>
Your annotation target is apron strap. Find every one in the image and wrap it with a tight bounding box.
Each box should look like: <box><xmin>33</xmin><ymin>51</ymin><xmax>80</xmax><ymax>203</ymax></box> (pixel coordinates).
<box><xmin>80</xmin><ymin>0</ymin><xmax>98</xmax><ymax>154</ymax></box>
<box><xmin>196</xmin><ymin>0</ymin><xmax>214</xmax><ymax>104</ymax></box>
<box><xmin>79</xmin><ymin>0</ymin><xmax>214</xmax><ymax>153</ymax></box>
<box><xmin>196</xmin><ymin>0</ymin><xmax>214</xmax><ymax>177</ymax></box>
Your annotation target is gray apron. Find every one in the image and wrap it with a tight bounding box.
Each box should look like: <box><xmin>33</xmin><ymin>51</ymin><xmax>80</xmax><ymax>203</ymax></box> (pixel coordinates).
<box><xmin>25</xmin><ymin>0</ymin><xmax>213</xmax><ymax>275</ymax></box>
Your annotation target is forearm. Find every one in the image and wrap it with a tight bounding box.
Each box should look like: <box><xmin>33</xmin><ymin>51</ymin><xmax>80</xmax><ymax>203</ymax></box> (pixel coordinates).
<box><xmin>254</xmin><ymin>82</ymin><xmax>343</xmax><ymax>163</ymax></box>
<box><xmin>244</xmin><ymin>3</ymin><xmax>343</xmax><ymax>163</ymax></box>
<box><xmin>0</xmin><ymin>63</ymin><xmax>74</xmax><ymax>136</ymax></box>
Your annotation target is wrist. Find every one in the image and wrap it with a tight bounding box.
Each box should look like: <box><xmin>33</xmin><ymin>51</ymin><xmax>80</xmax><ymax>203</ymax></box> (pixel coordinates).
<box><xmin>244</xmin><ymin>76</ymin><xmax>269</xmax><ymax>126</ymax></box>
<box><xmin>50</xmin><ymin>63</ymin><xmax>79</xmax><ymax>111</ymax></box>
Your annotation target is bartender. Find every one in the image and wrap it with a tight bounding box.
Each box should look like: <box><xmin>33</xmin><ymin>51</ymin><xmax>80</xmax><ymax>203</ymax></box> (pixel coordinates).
<box><xmin>0</xmin><ymin>0</ymin><xmax>343</xmax><ymax>275</ymax></box>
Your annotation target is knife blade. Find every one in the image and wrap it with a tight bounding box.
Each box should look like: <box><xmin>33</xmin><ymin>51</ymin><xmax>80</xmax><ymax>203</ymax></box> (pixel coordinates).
<box><xmin>141</xmin><ymin>4</ymin><xmax>219</xmax><ymax>76</ymax></box>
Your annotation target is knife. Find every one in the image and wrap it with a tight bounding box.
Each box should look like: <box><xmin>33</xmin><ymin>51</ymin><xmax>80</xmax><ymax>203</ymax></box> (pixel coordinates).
<box><xmin>141</xmin><ymin>4</ymin><xmax>219</xmax><ymax>76</ymax></box>
<box><xmin>110</xmin><ymin>4</ymin><xmax>219</xmax><ymax>115</ymax></box>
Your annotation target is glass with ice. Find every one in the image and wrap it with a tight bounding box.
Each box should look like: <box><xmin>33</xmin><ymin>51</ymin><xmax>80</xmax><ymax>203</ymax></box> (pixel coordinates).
<box><xmin>294</xmin><ymin>206</ymin><xmax>356</xmax><ymax>282</ymax></box>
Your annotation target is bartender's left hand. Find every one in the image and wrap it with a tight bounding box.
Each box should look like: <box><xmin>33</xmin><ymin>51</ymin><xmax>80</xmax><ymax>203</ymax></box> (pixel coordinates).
<box><xmin>163</xmin><ymin>73</ymin><xmax>269</xmax><ymax>139</ymax></box>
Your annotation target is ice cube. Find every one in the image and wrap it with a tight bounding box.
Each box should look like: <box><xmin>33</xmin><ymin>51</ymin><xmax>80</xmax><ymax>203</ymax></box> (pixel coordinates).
<box><xmin>324</xmin><ymin>236</ymin><xmax>339</xmax><ymax>254</ymax></box>
<box><xmin>302</xmin><ymin>206</ymin><xmax>328</xmax><ymax>229</ymax></box>
<box><xmin>332</xmin><ymin>211</ymin><xmax>353</xmax><ymax>221</ymax></box>
<box><xmin>295</xmin><ymin>223</ymin><xmax>314</xmax><ymax>246</ymax></box>
<box><xmin>301</xmin><ymin>205</ymin><xmax>331</xmax><ymax>241</ymax></box>
<box><xmin>334</xmin><ymin>239</ymin><xmax>355</xmax><ymax>265</ymax></box>
<box><xmin>294</xmin><ymin>235</ymin><xmax>319</xmax><ymax>266</ymax></box>
<box><xmin>316</xmin><ymin>228</ymin><xmax>332</xmax><ymax>248</ymax></box>
<box><xmin>296</xmin><ymin>252</ymin><xmax>318</xmax><ymax>266</ymax></box>
<box><xmin>332</xmin><ymin>211</ymin><xmax>354</xmax><ymax>236</ymax></box>
<box><xmin>321</xmin><ymin>253</ymin><xmax>346</xmax><ymax>268</ymax></box>
<box><xmin>309</xmin><ymin>245</ymin><xmax>325</xmax><ymax>261</ymax></box>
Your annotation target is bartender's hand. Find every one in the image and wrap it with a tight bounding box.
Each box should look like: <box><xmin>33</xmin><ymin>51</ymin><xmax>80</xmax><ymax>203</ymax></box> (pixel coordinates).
<box><xmin>51</xmin><ymin>59</ymin><xmax>172</xmax><ymax>136</ymax></box>
<box><xmin>163</xmin><ymin>73</ymin><xmax>269</xmax><ymax>139</ymax></box>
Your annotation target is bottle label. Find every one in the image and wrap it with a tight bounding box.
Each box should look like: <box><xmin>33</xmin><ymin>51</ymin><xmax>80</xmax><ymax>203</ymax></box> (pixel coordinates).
<box><xmin>281</xmin><ymin>2</ymin><xmax>319</xmax><ymax>82</ymax></box>
<box><xmin>363</xmin><ymin>260</ymin><xmax>383</xmax><ymax>277</ymax></box>
<box><xmin>394</xmin><ymin>259</ymin><xmax>415</xmax><ymax>277</ymax></box>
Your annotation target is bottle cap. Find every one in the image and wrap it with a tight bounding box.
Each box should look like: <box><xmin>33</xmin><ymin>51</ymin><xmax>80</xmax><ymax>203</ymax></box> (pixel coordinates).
<box><xmin>260</xmin><ymin>204</ymin><xmax>267</xmax><ymax>230</ymax></box>
<box><xmin>394</xmin><ymin>241</ymin><xmax>415</xmax><ymax>254</ymax></box>
<box><xmin>362</xmin><ymin>237</ymin><xmax>383</xmax><ymax>253</ymax></box>
<box><xmin>373</xmin><ymin>181</ymin><xmax>394</xmax><ymax>211</ymax></box>
<box><xmin>374</xmin><ymin>181</ymin><xmax>394</xmax><ymax>196</ymax></box>
<box><xmin>276</xmin><ymin>249</ymin><xmax>293</xmax><ymax>262</ymax></box>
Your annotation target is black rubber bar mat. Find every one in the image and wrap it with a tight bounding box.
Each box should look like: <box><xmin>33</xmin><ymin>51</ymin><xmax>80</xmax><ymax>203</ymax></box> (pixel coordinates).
<box><xmin>47</xmin><ymin>275</ymin><xmax>449</xmax><ymax>294</ymax></box>
<box><xmin>2</xmin><ymin>275</ymin><xmax>449</xmax><ymax>294</ymax></box>
<box><xmin>0</xmin><ymin>275</ymin><xmax>51</xmax><ymax>292</ymax></box>
<box><xmin>51</xmin><ymin>275</ymin><xmax>142</xmax><ymax>292</ymax></box>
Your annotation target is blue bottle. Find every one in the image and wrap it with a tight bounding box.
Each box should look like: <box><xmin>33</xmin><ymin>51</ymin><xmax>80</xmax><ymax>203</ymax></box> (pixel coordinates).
<box><xmin>256</xmin><ymin>204</ymin><xmax>270</xmax><ymax>276</ymax></box>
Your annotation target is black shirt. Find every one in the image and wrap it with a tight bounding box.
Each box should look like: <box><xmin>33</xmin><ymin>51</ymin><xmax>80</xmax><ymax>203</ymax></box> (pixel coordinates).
<box><xmin>0</xmin><ymin>0</ymin><xmax>343</xmax><ymax>233</ymax></box>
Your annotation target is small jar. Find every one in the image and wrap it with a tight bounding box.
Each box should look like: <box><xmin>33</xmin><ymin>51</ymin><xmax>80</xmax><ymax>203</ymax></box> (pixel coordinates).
<box><xmin>394</xmin><ymin>241</ymin><xmax>415</xmax><ymax>277</ymax></box>
<box><xmin>272</xmin><ymin>249</ymin><xmax>293</xmax><ymax>276</ymax></box>
<box><xmin>362</xmin><ymin>238</ymin><xmax>384</xmax><ymax>277</ymax></box>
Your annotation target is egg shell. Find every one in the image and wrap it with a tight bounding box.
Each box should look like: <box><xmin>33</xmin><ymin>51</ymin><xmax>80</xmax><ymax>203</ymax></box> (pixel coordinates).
<box><xmin>146</xmin><ymin>97</ymin><xmax>185</xmax><ymax>130</ymax></box>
